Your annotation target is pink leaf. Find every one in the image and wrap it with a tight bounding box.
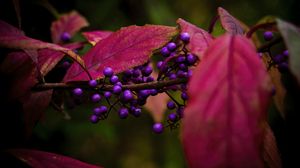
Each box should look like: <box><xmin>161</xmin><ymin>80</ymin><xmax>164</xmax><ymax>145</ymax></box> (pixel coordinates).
<box><xmin>177</xmin><ymin>18</ymin><xmax>213</xmax><ymax>59</ymax></box>
<box><xmin>182</xmin><ymin>34</ymin><xmax>272</xmax><ymax>168</ymax></box>
<box><xmin>8</xmin><ymin>149</ymin><xmax>102</xmax><ymax>168</ymax></box>
<box><xmin>218</xmin><ymin>7</ymin><xmax>244</xmax><ymax>35</ymax></box>
<box><xmin>64</xmin><ymin>25</ymin><xmax>177</xmax><ymax>82</ymax></box>
<box><xmin>82</xmin><ymin>30</ymin><xmax>113</xmax><ymax>45</ymax></box>
<box><xmin>22</xmin><ymin>90</ymin><xmax>53</xmax><ymax>136</ymax></box>
<box><xmin>51</xmin><ymin>11</ymin><xmax>89</xmax><ymax>44</ymax></box>
<box><xmin>0</xmin><ymin>20</ymin><xmax>85</xmax><ymax>68</ymax></box>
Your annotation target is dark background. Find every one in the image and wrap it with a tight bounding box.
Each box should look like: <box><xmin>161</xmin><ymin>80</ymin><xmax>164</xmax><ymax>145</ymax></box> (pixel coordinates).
<box><xmin>1</xmin><ymin>0</ymin><xmax>300</xmax><ymax>167</ymax></box>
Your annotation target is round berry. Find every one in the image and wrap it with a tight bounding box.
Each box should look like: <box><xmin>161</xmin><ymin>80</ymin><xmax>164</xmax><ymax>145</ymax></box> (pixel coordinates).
<box><xmin>161</xmin><ymin>47</ymin><xmax>170</xmax><ymax>57</ymax></box>
<box><xmin>104</xmin><ymin>91</ymin><xmax>112</xmax><ymax>98</ymax></box>
<box><xmin>157</xmin><ymin>61</ymin><xmax>164</xmax><ymax>70</ymax></box>
<box><xmin>60</xmin><ymin>32</ymin><xmax>71</xmax><ymax>42</ymax></box>
<box><xmin>167</xmin><ymin>42</ymin><xmax>177</xmax><ymax>51</ymax></box>
<box><xmin>122</xmin><ymin>90</ymin><xmax>134</xmax><ymax>102</ymax></box>
<box><xmin>180</xmin><ymin>32</ymin><xmax>190</xmax><ymax>43</ymax></box>
<box><xmin>273</xmin><ymin>54</ymin><xmax>284</xmax><ymax>64</ymax></box>
<box><xmin>73</xmin><ymin>88</ymin><xmax>83</xmax><ymax>96</ymax></box>
<box><xmin>146</xmin><ymin>76</ymin><xmax>154</xmax><ymax>82</ymax></box>
<box><xmin>119</xmin><ymin>107</ymin><xmax>129</xmax><ymax>119</ymax></box>
<box><xmin>167</xmin><ymin>101</ymin><xmax>176</xmax><ymax>109</ymax></box>
<box><xmin>176</xmin><ymin>55</ymin><xmax>186</xmax><ymax>63</ymax></box>
<box><xmin>187</xmin><ymin>69</ymin><xmax>193</xmax><ymax>78</ymax></box>
<box><xmin>90</xmin><ymin>115</ymin><xmax>99</xmax><ymax>124</ymax></box>
<box><xmin>152</xmin><ymin>123</ymin><xmax>164</xmax><ymax>134</ymax></box>
<box><xmin>91</xmin><ymin>93</ymin><xmax>101</xmax><ymax>102</ymax></box>
<box><xmin>263</xmin><ymin>31</ymin><xmax>273</xmax><ymax>41</ymax></box>
<box><xmin>113</xmin><ymin>85</ymin><xmax>122</xmax><ymax>94</ymax></box>
<box><xmin>257</xmin><ymin>52</ymin><xmax>263</xmax><ymax>59</ymax></box>
<box><xmin>168</xmin><ymin>73</ymin><xmax>177</xmax><ymax>80</ymax></box>
<box><xmin>103</xmin><ymin>67</ymin><xmax>113</xmax><ymax>77</ymax></box>
<box><xmin>168</xmin><ymin>113</ymin><xmax>177</xmax><ymax>122</ymax></box>
<box><xmin>138</xmin><ymin>89</ymin><xmax>150</xmax><ymax>99</ymax></box>
<box><xmin>93</xmin><ymin>106</ymin><xmax>107</xmax><ymax>115</ymax></box>
<box><xmin>283</xmin><ymin>50</ymin><xmax>289</xmax><ymax>58</ymax></box>
<box><xmin>181</xmin><ymin>92</ymin><xmax>189</xmax><ymax>100</ymax></box>
<box><xmin>132</xmin><ymin>69</ymin><xmax>141</xmax><ymax>78</ymax></box>
<box><xmin>179</xmin><ymin>63</ymin><xmax>187</xmax><ymax>70</ymax></box>
<box><xmin>110</xmin><ymin>75</ymin><xmax>119</xmax><ymax>84</ymax></box>
<box><xmin>89</xmin><ymin>80</ymin><xmax>98</xmax><ymax>87</ymax></box>
<box><xmin>177</xmin><ymin>70</ymin><xmax>188</xmax><ymax>78</ymax></box>
<box><xmin>124</xmin><ymin>69</ymin><xmax>133</xmax><ymax>77</ymax></box>
<box><xmin>278</xmin><ymin>62</ymin><xmax>289</xmax><ymax>73</ymax></box>
<box><xmin>133</xmin><ymin>108</ymin><xmax>142</xmax><ymax>117</ymax></box>
<box><xmin>150</xmin><ymin>89</ymin><xmax>158</xmax><ymax>96</ymax></box>
<box><xmin>142</xmin><ymin>66</ymin><xmax>153</xmax><ymax>76</ymax></box>
<box><xmin>187</xmin><ymin>54</ymin><xmax>197</xmax><ymax>65</ymax></box>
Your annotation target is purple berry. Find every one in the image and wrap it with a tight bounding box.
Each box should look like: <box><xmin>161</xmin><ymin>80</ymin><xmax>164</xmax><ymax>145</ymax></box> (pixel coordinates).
<box><xmin>167</xmin><ymin>101</ymin><xmax>176</xmax><ymax>109</ymax></box>
<box><xmin>89</xmin><ymin>80</ymin><xmax>98</xmax><ymax>87</ymax></box>
<box><xmin>180</xmin><ymin>32</ymin><xmax>190</xmax><ymax>43</ymax></box>
<box><xmin>273</xmin><ymin>54</ymin><xmax>284</xmax><ymax>64</ymax></box>
<box><xmin>119</xmin><ymin>107</ymin><xmax>129</xmax><ymax>119</ymax></box>
<box><xmin>150</xmin><ymin>89</ymin><xmax>158</xmax><ymax>96</ymax></box>
<box><xmin>152</xmin><ymin>123</ymin><xmax>164</xmax><ymax>134</ymax></box>
<box><xmin>168</xmin><ymin>113</ymin><xmax>177</xmax><ymax>122</ymax></box>
<box><xmin>161</xmin><ymin>47</ymin><xmax>170</xmax><ymax>57</ymax></box>
<box><xmin>177</xmin><ymin>70</ymin><xmax>188</xmax><ymax>78</ymax></box>
<box><xmin>139</xmin><ymin>89</ymin><xmax>150</xmax><ymax>99</ymax></box>
<box><xmin>124</xmin><ymin>69</ymin><xmax>133</xmax><ymax>77</ymax></box>
<box><xmin>113</xmin><ymin>85</ymin><xmax>122</xmax><ymax>94</ymax></box>
<box><xmin>187</xmin><ymin>69</ymin><xmax>193</xmax><ymax>78</ymax></box>
<box><xmin>176</xmin><ymin>55</ymin><xmax>186</xmax><ymax>63</ymax></box>
<box><xmin>103</xmin><ymin>67</ymin><xmax>113</xmax><ymax>77</ymax></box>
<box><xmin>179</xmin><ymin>63</ymin><xmax>187</xmax><ymax>70</ymax></box>
<box><xmin>142</xmin><ymin>66</ymin><xmax>153</xmax><ymax>76</ymax></box>
<box><xmin>133</xmin><ymin>69</ymin><xmax>141</xmax><ymax>78</ymax></box>
<box><xmin>187</xmin><ymin>54</ymin><xmax>197</xmax><ymax>65</ymax></box>
<box><xmin>73</xmin><ymin>88</ymin><xmax>83</xmax><ymax>96</ymax></box>
<box><xmin>104</xmin><ymin>91</ymin><xmax>112</xmax><ymax>98</ymax></box>
<box><xmin>257</xmin><ymin>52</ymin><xmax>263</xmax><ymax>59</ymax></box>
<box><xmin>61</xmin><ymin>32</ymin><xmax>71</xmax><ymax>42</ymax></box>
<box><xmin>263</xmin><ymin>31</ymin><xmax>273</xmax><ymax>41</ymax></box>
<box><xmin>283</xmin><ymin>50</ymin><xmax>289</xmax><ymax>58</ymax></box>
<box><xmin>278</xmin><ymin>62</ymin><xmax>289</xmax><ymax>73</ymax></box>
<box><xmin>99</xmin><ymin>105</ymin><xmax>108</xmax><ymax>113</ymax></box>
<box><xmin>169</xmin><ymin>73</ymin><xmax>177</xmax><ymax>80</ymax></box>
<box><xmin>110</xmin><ymin>75</ymin><xmax>119</xmax><ymax>84</ymax></box>
<box><xmin>62</xmin><ymin>61</ymin><xmax>71</xmax><ymax>69</ymax></box>
<box><xmin>93</xmin><ymin>106</ymin><xmax>107</xmax><ymax>115</ymax></box>
<box><xmin>91</xmin><ymin>93</ymin><xmax>101</xmax><ymax>102</ymax></box>
<box><xmin>167</xmin><ymin>42</ymin><xmax>177</xmax><ymax>51</ymax></box>
<box><xmin>122</xmin><ymin>89</ymin><xmax>134</xmax><ymax>102</ymax></box>
<box><xmin>90</xmin><ymin>115</ymin><xmax>99</xmax><ymax>124</ymax></box>
<box><xmin>146</xmin><ymin>76</ymin><xmax>154</xmax><ymax>82</ymax></box>
<box><xmin>157</xmin><ymin>61</ymin><xmax>164</xmax><ymax>69</ymax></box>
<box><xmin>133</xmin><ymin>108</ymin><xmax>142</xmax><ymax>117</ymax></box>
<box><xmin>181</xmin><ymin>92</ymin><xmax>189</xmax><ymax>100</ymax></box>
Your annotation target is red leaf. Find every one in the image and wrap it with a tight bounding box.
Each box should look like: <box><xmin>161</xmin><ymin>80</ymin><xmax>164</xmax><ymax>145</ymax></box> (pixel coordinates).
<box><xmin>64</xmin><ymin>25</ymin><xmax>177</xmax><ymax>82</ymax></box>
<box><xmin>82</xmin><ymin>30</ymin><xmax>113</xmax><ymax>45</ymax></box>
<box><xmin>8</xmin><ymin>149</ymin><xmax>102</xmax><ymax>168</ymax></box>
<box><xmin>218</xmin><ymin>7</ymin><xmax>244</xmax><ymax>35</ymax></box>
<box><xmin>0</xmin><ymin>20</ymin><xmax>85</xmax><ymax>69</ymax></box>
<box><xmin>23</xmin><ymin>90</ymin><xmax>53</xmax><ymax>136</ymax></box>
<box><xmin>182</xmin><ymin>34</ymin><xmax>272</xmax><ymax>168</ymax></box>
<box><xmin>177</xmin><ymin>18</ymin><xmax>213</xmax><ymax>59</ymax></box>
<box><xmin>263</xmin><ymin>123</ymin><xmax>282</xmax><ymax>168</ymax></box>
<box><xmin>51</xmin><ymin>11</ymin><xmax>89</xmax><ymax>44</ymax></box>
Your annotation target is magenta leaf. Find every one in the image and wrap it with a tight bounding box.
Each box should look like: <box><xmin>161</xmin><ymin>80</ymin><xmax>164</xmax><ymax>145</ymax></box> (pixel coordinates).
<box><xmin>177</xmin><ymin>18</ymin><xmax>213</xmax><ymax>59</ymax></box>
<box><xmin>182</xmin><ymin>34</ymin><xmax>272</xmax><ymax>168</ymax></box>
<box><xmin>277</xmin><ymin>18</ymin><xmax>300</xmax><ymax>85</ymax></box>
<box><xmin>82</xmin><ymin>30</ymin><xmax>113</xmax><ymax>45</ymax></box>
<box><xmin>0</xmin><ymin>20</ymin><xmax>86</xmax><ymax>68</ymax></box>
<box><xmin>51</xmin><ymin>11</ymin><xmax>89</xmax><ymax>44</ymax></box>
<box><xmin>218</xmin><ymin>7</ymin><xmax>244</xmax><ymax>35</ymax></box>
<box><xmin>8</xmin><ymin>149</ymin><xmax>102</xmax><ymax>168</ymax></box>
<box><xmin>64</xmin><ymin>25</ymin><xmax>177</xmax><ymax>82</ymax></box>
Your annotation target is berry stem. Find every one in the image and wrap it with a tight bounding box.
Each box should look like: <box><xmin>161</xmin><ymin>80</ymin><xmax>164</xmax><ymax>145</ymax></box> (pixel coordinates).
<box><xmin>246</xmin><ymin>22</ymin><xmax>276</xmax><ymax>38</ymax></box>
<box><xmin>33</xmin><ymin>78</ymin><xmax>188</xmax><ymax>91</ymax></box>
<box><xmin>208</xmin><ymin>15</ymin><xmax>220</xmax><ymax>34</ymax></box>
<box><xmin>257</xmin><ymin>37</ymin><xmax>282</xmax><ymax>52</ymax></box>
<box><xmin>165</xmin><ymin>91</ymin><xmax>182</xmax><ymax>107</ymax></box>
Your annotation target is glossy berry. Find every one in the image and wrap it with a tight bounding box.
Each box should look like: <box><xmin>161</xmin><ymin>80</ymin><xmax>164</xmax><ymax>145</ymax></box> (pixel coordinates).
<box><xmin>113</xmin><ymin>85</ymin><xmax>122</xmax><ymax>94</ymax></box>
<box><xmin>283</xmin><ymin>50</ymin><xmax>289</xmax><ymax>57</ymax></box>
<box><xmin>187</xmin><ymin>69</ymin><xmax>193</xmax><ymax>78</ymax></box>
<box><xmin>161</xmin><ymin>47</ymin><xmax>170</xmax><ymax>57</ymax></box>
<box><xmin>132</xmin><ymin>69</ymin><xmax>141</xmax><ymax>78</ymax></box>
<box><xmin>104</xmin><ymin>91</ymin><xmax>112</xmax><ymax>98</ymax></box>
<box><xmin>263</xmin><ymin>31</ymin><xmax>273</xmax><ymax>41</ymax></box>
<box><xmin>122</xmin><ymin>90</ymin><xmax>134</xmax><ymax>101</ymax></box>
<box><xmin>257</xmin><ymin>52</ymin><xmax>263</xmax><ymax>59</ymax></box>
<box><xmin>73</xmin><ymin>88</ymin><xmax>83</xmax><ymax>96</ymax></box>
<box><xmin>93</xmin><ymin>106</ymin><xmax>107</xmax><ymax>116</ymax></box>
<box><xmin>61</xmin><ymin>32</ymin><xmax>71</xmax><ymax>42</ymax></box>
<box><xmin>124</xmin><ymin>69</ymin><xmax>133</xmax><ymax>77</ymax></box>
<box><xmin>150</xmin><ymin>89</ymin><xmax>158</xmax><ymax>96</ymax></box>
<box><xmin>176</xmin><ymin>55</ymin><xmax>186</xmax><ymax>63</ymax></box>
<box><xmin>167</xmin><ymin>101</ymin><xmax>176</xmax><ymax>109</ymax></box>
<box><xmin>89</xmin><ymin>80</ymin><xmax>97</xmax><ymax>87</ymax></box>
<box><xmin>273</xmin><ymin>54</ymin><xmax>284</xmax><ymax>64</ymax></box>
<box><xmin>169</xmin><ymin>73</ymin><xmax>177</xmax><ymax>80</ymax></box>
<box><xmin>139</xmin><ymin>89</ymin><xmax>150</xmax><ymax>99</ymax></box>
<box><xmin>142</xmin><ymin>66</ymin><xmax>153</xmax><ymax>76</ymax></box>
<box><xmin>133</xmin><ymin>108</ymin><xmax>142</xmax><ymax>117</ymax></box>
<box><xmin>99</xmin><ymin>105</ymin><xmax>108</xmax><ymax>113</ymax></box>
<box><xmin>167</xmin><ymin>42</ymin><xmax>177</xmax><ymax>51</ymax></box>
<box><xmin>119</xmin><ymin>107</ymin><xmax>129</xmax><ymax>119</ymax></box>
<box><xmin>168</xmin><ymin>113</ymin><xmax>177</xmax><ymax>122</ymax></box>
<box><xmin>177</xmin><ymin>70</ymin><xmax>188</xmax><ymax>78</ymax></box>
<box><xmin>110</xmin><ymin>75</ymin><xmax>119</xmax><ymax>84</ymax></box>
<box><xmin>187</xmin><ymin>54</ymin><xmax>197</xmax><ymax>65</ymax></box>
<box><xmin>157</xmin><ymin>61</ymin><xmax>164</xmax><ymax>70</ymax></box>
<box><xmin>146</xmin><ymin>76</ymin><xmax>154</xmax><ymax>82</ymax></box>
<box><xmin>180</xmin><ymin>32</ymin><xmax>190</xmax><ymax>43</ymax></box>
<box><xmin>181</xmin><ymin>92</ymin><xmax>189</xmax><ymax>100</ymax></box>
<box><xmin>152</xmin><ymin>123</ymin><xmax>164</xmax><ymax>134</ymax></box>
<box><xmin>91</xmin><ymin>93</ymin><xmax>101</xmax><ymax>102</ymax></box>
<box><xmin>179</xmin><ymin>63</ymin><xmax>187</xmax><ymax>70</ymax></box>
<box><xmin>103</xmin><ymin>67</ymin><xmax>113</xmax><ymax>77</ymax></box>
<box><xmin>90</xmin><ymin>115</ymin><xmax>99</xmax><ymax>124</ymax></box>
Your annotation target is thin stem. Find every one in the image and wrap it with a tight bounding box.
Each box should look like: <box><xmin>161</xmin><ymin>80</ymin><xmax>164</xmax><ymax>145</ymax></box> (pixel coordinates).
<box><xmin>246</xmin><ymin>22</ymin><xmax>276</xmax><ymax>38</ymax></box>
<box><xmin>208</xmin><ymin>15</ymin><xmax>220</xmax><ymax>34</ymax></box>
<box><xmin>257</xmin><ymin>37</ymin><xmax>282</xmax><ymax>53</ymax></box>
<box><xmin>165</xmin><ymin>91</ymin><xmax>182</xmax><ymax>107</ymax></box>
<box><xmin>33</xmin><ymin>78</ymin><xmax>188</xmax><ymax>91</ymax></box>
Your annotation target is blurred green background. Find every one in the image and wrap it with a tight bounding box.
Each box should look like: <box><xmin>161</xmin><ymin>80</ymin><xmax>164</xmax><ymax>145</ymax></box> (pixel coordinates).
<box><xmin>1</xmin><ymin>0</ymin><xmax>299</xmax><ymax>167</ymax></box>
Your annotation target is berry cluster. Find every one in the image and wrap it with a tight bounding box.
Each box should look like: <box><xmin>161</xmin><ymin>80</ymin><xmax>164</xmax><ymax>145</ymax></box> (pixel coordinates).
<box><xmin>70</xmin><ymin>32</ymin><xmax>198</xmax><ymax>134</ymax></box>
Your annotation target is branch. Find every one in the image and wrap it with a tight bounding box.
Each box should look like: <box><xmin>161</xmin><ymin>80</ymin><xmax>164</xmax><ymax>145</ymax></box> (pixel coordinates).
<box><xmin>33</xmin><ymin>78</ymin><xmax>188</xmax><ymax>91</ymax></box>
<box><xmin>257</xmin><ymin>37</ymin><xmax>282</xmax><ymax>53</ymax></box>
